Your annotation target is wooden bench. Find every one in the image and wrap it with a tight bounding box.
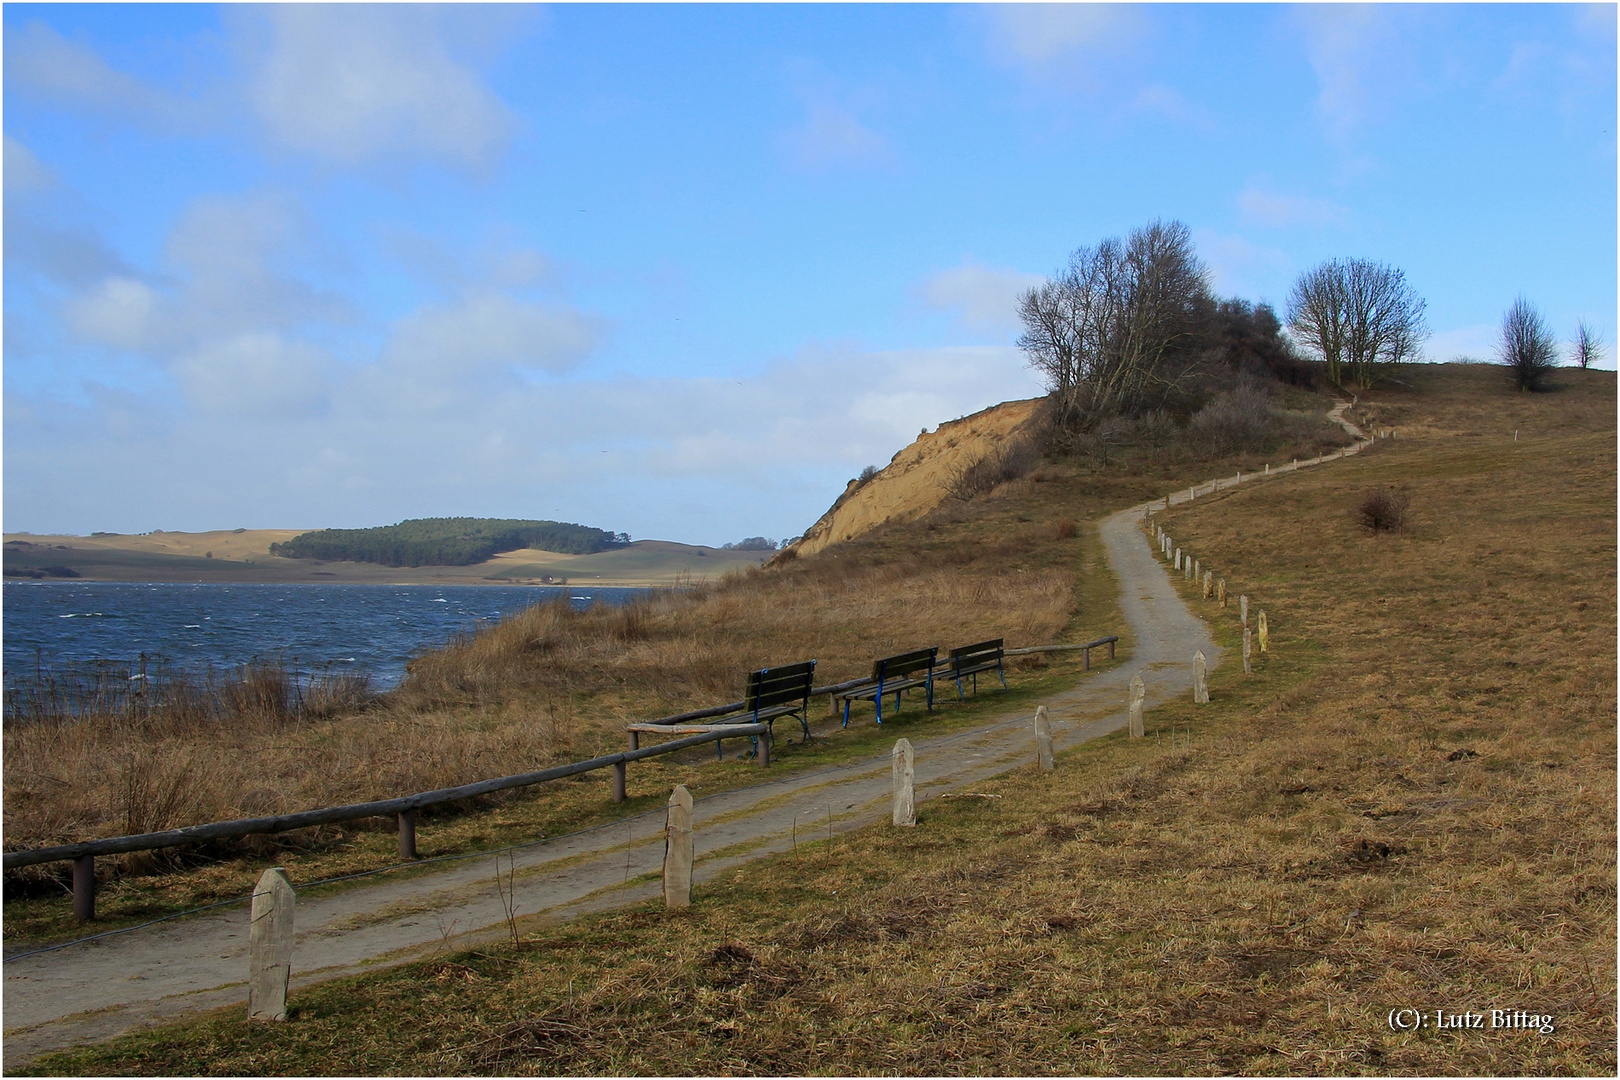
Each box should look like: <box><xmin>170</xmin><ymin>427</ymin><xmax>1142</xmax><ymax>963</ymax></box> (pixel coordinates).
<box><xmin>627</xmin><ymin>660</ymin><xmax>817</xmax><ymax>763</ymax></box>
<box><xmin>938</xmin><ymin>638</ymin><xmax>1007</xmax><ymax>700</ymax></box>
<box><xmin>838</xmin><ymin>647</ymin><xmax>938</xmax><ymax>727</ymax></box>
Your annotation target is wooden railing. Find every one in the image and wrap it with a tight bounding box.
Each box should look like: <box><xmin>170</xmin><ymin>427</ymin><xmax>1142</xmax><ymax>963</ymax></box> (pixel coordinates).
<box><xmin>5</xmin><ymin>637</ymin><xmax>1120</xmax><ymax>921</ymax></box>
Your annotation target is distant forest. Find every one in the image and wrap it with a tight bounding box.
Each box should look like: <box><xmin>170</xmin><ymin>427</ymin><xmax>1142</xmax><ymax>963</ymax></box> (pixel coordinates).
<box><xmin>270</xmin><ymin>518</ymin><xmax>632</xmax><ymax>567</ymax></box>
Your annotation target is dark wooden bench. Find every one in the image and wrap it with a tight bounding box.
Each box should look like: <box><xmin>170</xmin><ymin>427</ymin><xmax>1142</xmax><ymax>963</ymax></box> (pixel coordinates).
<box><xmin>838</xmin><ymin>647</ymin><xmax>938</xmax><ymax>726</ymax></box>
<box><xmin>938</xmin><ymin>638</ymin><xmax>1007</xmax><ymax>700</ymax></box>
<box><xmin>627</xmin><ymin>660</ymin><xmax>817</xmax><ymax>762</ymax></box>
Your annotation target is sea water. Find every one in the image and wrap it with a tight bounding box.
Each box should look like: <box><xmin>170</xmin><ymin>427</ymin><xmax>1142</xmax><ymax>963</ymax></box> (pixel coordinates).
<box><xmin>2</xmin><ymin>581</ymin><xmax>649</xmax><ymax>693</ymax></box>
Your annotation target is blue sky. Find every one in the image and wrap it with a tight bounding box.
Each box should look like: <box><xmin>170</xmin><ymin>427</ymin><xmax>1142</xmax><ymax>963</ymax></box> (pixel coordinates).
<box><xmin>5</xmin><ymin>4</ymin><xmax>1614</xmax><ymax>543</ymax></box>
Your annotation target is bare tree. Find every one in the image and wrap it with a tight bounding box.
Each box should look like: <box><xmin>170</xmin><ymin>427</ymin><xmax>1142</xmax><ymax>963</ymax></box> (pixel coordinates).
<box><xmin>1571</xmin><ymin>320</ymin><xmax>1604</xmax><ymax>370</ymax></box>
<box><xmin>1286</xmin><ymin>258</ymin><xmax>1428</xmax><ymax>389</ymax></box>
<box><xmin>1498</xmin><ymin>297</ymin><xmax>1559</xmax><ymax>391</ymax></box>
<box><xmin>1017</xmin><ymin>219</ymin><xmax>1210</xmax><ymax>428</ymax></box>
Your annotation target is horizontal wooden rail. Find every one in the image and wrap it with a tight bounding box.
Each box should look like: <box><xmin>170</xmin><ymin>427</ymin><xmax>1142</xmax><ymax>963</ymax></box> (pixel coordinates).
<box><xmin>3</xmin><ymin>725</ymin><xmax>763</xmax><ymax>873</ymax></box>
<box><xmin>1005</xmin><ymin>635</ymin><xmax>1119</xmax><ymax>671</ymax></box>
<box><xmin>8</xmin><ymin>635</ymin><xmax>1117</xmax><ymax>921</ymax></box>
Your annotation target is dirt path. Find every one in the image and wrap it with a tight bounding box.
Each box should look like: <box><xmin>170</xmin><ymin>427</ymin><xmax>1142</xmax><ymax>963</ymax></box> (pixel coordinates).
<box><xmin>4</xmin><ymin>425</ymin><xmax>1375</xmax><ymax>1065</ymax></box>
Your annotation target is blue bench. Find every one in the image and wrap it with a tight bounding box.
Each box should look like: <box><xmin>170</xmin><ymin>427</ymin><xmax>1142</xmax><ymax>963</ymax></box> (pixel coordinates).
<box><xmin>839</xmin><ymin>647</ymin><xmax>938</xmax><ymax>726</ymax></box>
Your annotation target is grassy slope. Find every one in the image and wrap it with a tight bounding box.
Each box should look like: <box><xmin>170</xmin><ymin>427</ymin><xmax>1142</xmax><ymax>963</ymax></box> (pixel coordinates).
<box><xmin>28</xmin><ymin>369</ymin><xmax>1617</xmax><ymax>1075</ymax></box>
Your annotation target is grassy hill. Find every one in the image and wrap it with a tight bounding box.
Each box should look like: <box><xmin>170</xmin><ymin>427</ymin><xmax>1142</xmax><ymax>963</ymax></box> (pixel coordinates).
<box><xmin>19</xmin><ymin>366</ymin><xmax>1617</xmax><ymax>1075</ymax></box>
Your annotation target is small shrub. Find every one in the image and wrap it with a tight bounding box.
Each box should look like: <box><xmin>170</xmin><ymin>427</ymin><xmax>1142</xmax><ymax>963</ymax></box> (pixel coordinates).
<box><xmin>946</xmin><ymin>437</ymin><xmax>1041</xmax><ymax>501</ymax></box>
<box><xmin>1053</xmin><ymin>518</ymin><xmax>1078</xmax><ymax>540</ymax></box>
<box><xmin>857</xmin><ymin>465</ymin><xmax>880</xmax><ymax>483</ymax></box>
<box><xmin>1354</xmin><ymin>487</ymin><xmax>1410</xmax><ymax>533</ymax></box>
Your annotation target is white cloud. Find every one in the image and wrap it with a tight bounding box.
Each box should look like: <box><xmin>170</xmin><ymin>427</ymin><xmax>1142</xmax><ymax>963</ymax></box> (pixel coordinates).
<box><xmin>781</xmin><ymin>102</ymin><xmax>893</xmax><ymax>172</ymax></box>
<box><xmin>171</xmin><ymin>332</ymin><xmax>333</xmax><ymax>418</ymax></box>
<box><xmin>1236</xmin><ymin>183</ymin><xmax>1349</xmax><ymax>229</ymax></box>
<box><xmin>4</xmin><ymin>20</ymin><xmax>208</xmax><ymax>129</ymax></box>
<box><xmin>63</xmin><ymin>277</ymin><xmax>161</xmax><ymax>350</ymax></box>
<box><xmin>1292</xmin><ymin>6</ymin><xmax>1424</xmax><ymax>145</ymax></box>
<box><xmin>981</xmin><ymin>4</ymin><xmax>1142</xmax><ymax>69</ymax></box>
<box><xmin>4</xmin><ymin>135</ymin><xmax>54</xmax><ymax>194</ymax></box>
<box><xmin>1192</xmin><ymin>229</ymin><xmax>1293</xmax><ymax>301</ymax></box>
<box><xmin>244</xmin><ymin>6</ymin><xmax>512</xmax><ymax>168</ymax></box>
<box><xmin>919</xmin><ymin>261</ymin><xmax>1044</xmax><ymax>333</ymax></box>
<box><xmin>382</xmin><ymin>293</ymin><xmax>604</xmax><ymax>386</ymax></box>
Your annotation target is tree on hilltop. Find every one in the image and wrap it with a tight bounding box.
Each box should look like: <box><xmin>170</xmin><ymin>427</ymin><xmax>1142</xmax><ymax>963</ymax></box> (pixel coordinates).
<box><xmin>1498</xmin><ymin>297</ymin><xmax>1559</xmax><ymax>391</ymax></box>
<box><xmin>1286</xmin><ymin>258</ymin><xmax>1427</xmax><ymax>389</ymax></box>
<box><xmin>1571</xmin><ymin>320</ymin><xmax>1604</xmax><ymax>370</ymax></box>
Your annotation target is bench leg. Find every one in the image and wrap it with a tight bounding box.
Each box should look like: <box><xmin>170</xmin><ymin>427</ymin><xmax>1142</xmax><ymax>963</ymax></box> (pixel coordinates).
<box><xmin>997</xmin><ymin>667</ymin><xmax>1008</xmax><ymax>691</ymax></box>
<box><xmin>842</xmin><ymin>698</ymin><xmax>851</xmax><ymax>728</ymax></box>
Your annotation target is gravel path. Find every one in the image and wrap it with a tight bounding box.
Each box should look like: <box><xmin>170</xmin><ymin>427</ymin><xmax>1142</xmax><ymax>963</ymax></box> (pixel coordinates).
<box><xmin>4</xmin><ymin>420</ymin><xmax>1373</xmax><ymax>1065</ymax></box>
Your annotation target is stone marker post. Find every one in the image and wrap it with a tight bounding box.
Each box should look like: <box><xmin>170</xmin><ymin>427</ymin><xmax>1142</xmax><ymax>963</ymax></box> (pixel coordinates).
<box><xmin>1258</xmin><ymin>611</ymin><xmax>1270</xmax><ymax>653</ymax></box>
<box><xmin>1218</xmin><ymin>579</ymin><xmax>1226</xmax><ymax>607</ymax></box>
<box><xmin>1243</xmin><ymin>627</ymin><xmax>1253</xmax><ymax>675</ymax></box>
<box><xmin>1035</xmin><ymin>706</ymin><xmax>1054</xmax><ymax>772</ymax></box>
<box><xmin>663</xmin><ymin>784</ymin><xmax>694</xmax><ymax>908</ymax></box>
<box><xmin>1240</xmin><ymin>594</ymin><xmax>1249</xmax><ymax>627</ymax></box>
<box><xmin>1202</xmin><ymin>570</ymin><xmax>1213</xmax><ymax>599</ymax></box>
<box><xmin>892</xmin><ymin>739</ymin><xmax>916</xmax><ymax>826</ymax></box>
<box><xmin>248</xmin><ymin>867</ymin><xmax>295</xmax><ymax>1021</ymax></box>
<box><xmin>1193</xmin><ymin>651</ymin><xmax>1208</xmax><ymax>704</ymax></box>
<box><xmin>1174</xmin><ymin>548</ymin><xmax>1182</xmax><ymax>570</ymax></box>
<box><xmin>1194</xmin><ymin>558</ymin><xmax>1200</xmax><ymax>581</ymax></box>
<box><xmin>1129</xmin><ymin>675</ymin><xmax>1145</xmax><ymax>738</ymax></box>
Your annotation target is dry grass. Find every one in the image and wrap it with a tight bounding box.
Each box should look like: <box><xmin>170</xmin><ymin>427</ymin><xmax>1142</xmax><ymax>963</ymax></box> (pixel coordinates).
<box><xmin>2</xmin><ymin>468</ymin><xmax>1088</xmax><ymax>897</ymax></box>
<box><xmin>36</xmin><ymin>365</ymin><xmax>1614</xmax><ymax>1076</ymax></box>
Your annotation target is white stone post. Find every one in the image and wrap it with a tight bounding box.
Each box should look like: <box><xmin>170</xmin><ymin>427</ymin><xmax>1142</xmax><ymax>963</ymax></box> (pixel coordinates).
<box><xmin>1174</xmin><ymin>548</ymin><xmax>1182</xmax><ymax>570</ymax></box>
<box><xmin>1240</xmin><ymin>594</ymin><xmax>1249</xmax><ymax>627</ymax></box>
<box><xmin>1035</xmin><ymin>706</ymin><xmax>1054</xmax><ymax>772</ymax></box>
<box><xmin>1258</xmin><ymin>611</ymin><xmax>1269</xmax><ymax>653</ymax></box>
<box><xmin>1243</xmin><ymin>627</ymin><xmax>1253</xmax><ymax>675</ymax></box>
<box><xmin>248</xmin><ymin>867</ymin><xmax>295</xmax><ymax>1022</ymax></box>
<box><xmin>1193</xmin><ymin>651</ymin><xmax>1208</xmax><ymax>704</ymax></box>
<box><xmin>1202</xmin><ymin>570</ymin><xmax>1213</xmax><ymax>599</ymax></box>
<box><xmin>663</xmin><ymin>784</ymin><xmax>694</xmax><ymax>908</ymax></box>
<box><xmin>892</xmin><ymin>739</ymin><xmax>916</xmax><ymax>826</ymax></box>
<box><xmin>1129</xmin><ymin>675</ymin><xmax>1145</xmax><ymax>738</ymax></box>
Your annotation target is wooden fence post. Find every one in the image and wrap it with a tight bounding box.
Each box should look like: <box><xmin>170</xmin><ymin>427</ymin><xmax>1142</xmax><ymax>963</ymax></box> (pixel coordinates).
<box><xmin>397</xmin><ymin>809</ymin><xmax>417</xmax><ymax>859</ymax></box>
<box><xmin>611</xmin><ymin>762</ymin><xmax>627</xmax><ymax>803</ymax></box>
<box><xmin>1035</xmin><ymin>706</ymin><xmax>1054</xmax><ymax>772</ymax></box>
<box><xmin>72</xmin><ymin>855</ymin><xmax>95</xmax><ymax>922</ymax></box>
<box><xmin>892</xmin><ymin>739</ymin><xmax>916</xmax><ymax>826</ymax></box>
<box><xmin>1129</xmin><ymin>675</ymin><xmax>1145</xmax><ymax>738</ymax></box>
<box><xmin>1258</xmin><ymin>611</ymin><xmax>1270</xmax><ymax>653</ymax></box>
<box><xmin>1193</xmin><ymin>651</ymin><xmax>1209</xmax><ymax>705</ymax></box>
<box><xmin>248</xmin><ymin>867</ymin><xmax>295</xmax><ymax>1021</ymax></box>
<box><xmin>663</xmin><ymin>785</ymin><xmax>694</xmax><ymax>908</ymax></box>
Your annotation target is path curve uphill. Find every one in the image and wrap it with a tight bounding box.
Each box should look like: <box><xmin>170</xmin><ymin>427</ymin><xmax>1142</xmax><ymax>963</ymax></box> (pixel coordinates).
<box><xmin>8</xmin><ymin>461</ymin><xmax>1333</xmax><ymax>1065</ymax></box>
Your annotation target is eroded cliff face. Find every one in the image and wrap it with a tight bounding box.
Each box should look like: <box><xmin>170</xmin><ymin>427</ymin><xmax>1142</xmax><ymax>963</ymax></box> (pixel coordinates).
<box><xmin>780</xmin><ymin>397</ymin><xmax>1043</xmax><ymax>560</ymax></box>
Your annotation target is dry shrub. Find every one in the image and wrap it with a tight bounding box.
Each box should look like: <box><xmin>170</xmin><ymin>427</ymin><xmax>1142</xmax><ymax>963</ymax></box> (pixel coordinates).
<box><xmin>1186</xmin><ymin>383</ymin><xmax>1274</xmax><ymax>454</ymax></box>
<box><xmin>1353</xmin><ymin>487</ymin><xmax>1410</xmax><ymax>532</ymax></box>
<box><xmin>1053</xmin><ymin>518</ymin><xmax>1078</xmax><ymax>541</ymax></box>
<box><xmin>946</xmin><ymin>436</ymin><xmax>1042</xmax><ymax>502</ymax></box>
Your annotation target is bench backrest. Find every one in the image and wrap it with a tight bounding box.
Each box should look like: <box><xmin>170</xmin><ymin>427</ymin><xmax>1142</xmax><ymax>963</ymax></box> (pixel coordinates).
<box><xmin>872</xmin><ymin>647</ymin><xmax>938</xmax><ymax>682</ymax></box>
<box><xmin>947</xmin><ymin>638</ymin><xmax>1003</xmax><ymax>673</ymax></box>
<box><xmin>745</xmin><ymin>660</ymin><xmax>817</xmax><ymax>714</ymax></box>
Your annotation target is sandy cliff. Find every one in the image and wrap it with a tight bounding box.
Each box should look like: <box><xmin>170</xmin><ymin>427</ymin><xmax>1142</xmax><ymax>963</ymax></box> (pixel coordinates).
<box><xmin>782</xmin><ymin>397</ymin><xmax>1043</xmax><ymax>559</ymax></box>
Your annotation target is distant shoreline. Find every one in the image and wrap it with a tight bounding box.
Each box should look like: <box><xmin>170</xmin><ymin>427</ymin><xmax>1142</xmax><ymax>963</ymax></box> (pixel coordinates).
<box><xmin>2</xmin><ymin>530</ymin><xmax>770</xmax><ymax>589</ymax></box>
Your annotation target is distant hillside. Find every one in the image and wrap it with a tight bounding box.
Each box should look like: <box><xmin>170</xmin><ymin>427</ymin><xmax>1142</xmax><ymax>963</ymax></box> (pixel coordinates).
<box><xmin>269</xmin><ymin>518</ymin><xmax>630</xmax><ymax>567</ymax></box>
